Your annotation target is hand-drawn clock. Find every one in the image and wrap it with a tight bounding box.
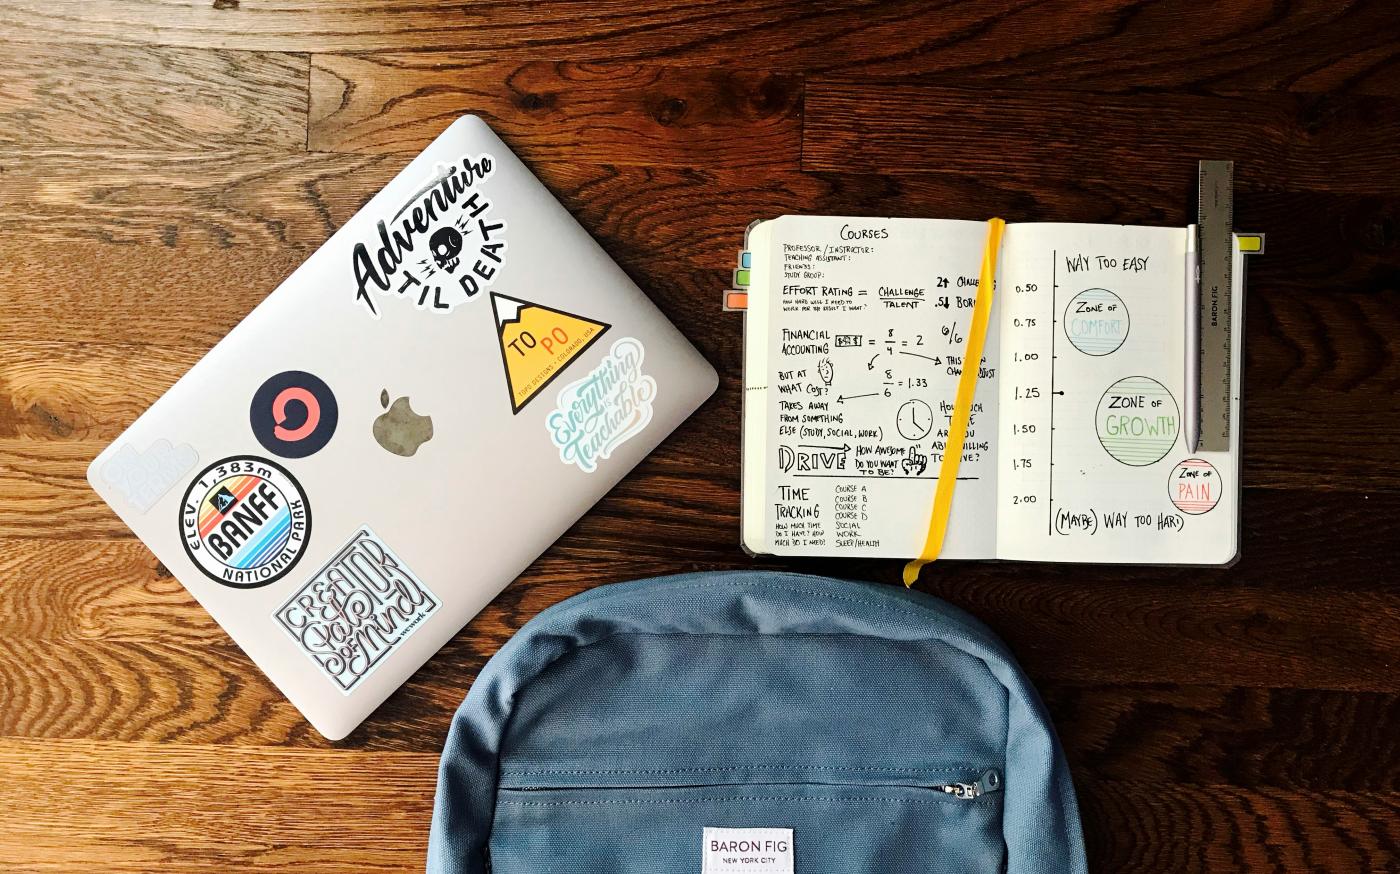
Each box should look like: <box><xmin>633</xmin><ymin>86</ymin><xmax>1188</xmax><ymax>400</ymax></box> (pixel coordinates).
<box><xmin>896</xmin><ymin>399</ymin><xmax>934</xmax><ymax>441</ymax></box>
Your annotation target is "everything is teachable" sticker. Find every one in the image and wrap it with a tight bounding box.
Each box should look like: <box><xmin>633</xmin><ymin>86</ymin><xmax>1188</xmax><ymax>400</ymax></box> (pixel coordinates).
<box><xmin>546</xmin><ymin>337</ymin><xmax>657</xmax><ymax>473</ymax></box>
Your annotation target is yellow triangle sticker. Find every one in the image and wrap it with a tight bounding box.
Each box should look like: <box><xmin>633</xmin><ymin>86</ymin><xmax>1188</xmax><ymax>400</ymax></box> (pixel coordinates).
<box><xmin>492</xmin><ymin>293</ymin><xmax>610</xmax><ymax>413</ymax></box>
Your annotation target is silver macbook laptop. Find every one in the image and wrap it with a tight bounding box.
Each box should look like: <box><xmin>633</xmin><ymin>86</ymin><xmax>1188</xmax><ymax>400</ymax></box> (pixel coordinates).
<box><xmin>88</xmin><ymin>115</ymin><xmax>717</xmax><ymax>739</ymax></box>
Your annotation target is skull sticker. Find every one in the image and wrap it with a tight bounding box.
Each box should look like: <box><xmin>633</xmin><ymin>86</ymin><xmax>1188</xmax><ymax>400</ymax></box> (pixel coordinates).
<box><xmin>430</xmin><ymin>226</ymin><xmax>464</xmax><ymax>273</ymax></box>
<box><xmin>349</xmin><ymin>152</ymin><xmax>508</xmax><ymax>317</ymax></box>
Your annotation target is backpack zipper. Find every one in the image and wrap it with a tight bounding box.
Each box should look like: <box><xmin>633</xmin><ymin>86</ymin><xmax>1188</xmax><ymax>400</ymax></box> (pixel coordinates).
<box><xmin>499</xmin><ymin>767</ymin><xmax>1004</xmax><ymax>798</ymax></box>
<box><xmin>935</xmin><ymin>769</ymin><xmax>1002</xmax><ymax>800</ymax></box>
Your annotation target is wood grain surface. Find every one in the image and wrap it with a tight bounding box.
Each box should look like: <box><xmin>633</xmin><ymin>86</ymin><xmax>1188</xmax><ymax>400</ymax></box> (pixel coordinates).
<box><xmin>2</xmin><ymin>1</ymin><xmax>1399</xmax><ymax>872</ymax></box>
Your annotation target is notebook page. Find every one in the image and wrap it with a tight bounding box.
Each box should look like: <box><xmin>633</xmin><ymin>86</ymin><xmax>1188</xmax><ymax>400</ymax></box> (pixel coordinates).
<box><xmin>745</xmin><ymin>215</ymin><xmax>1000</xmax><ymax>559</ymax></box>
<box><xmin>740</xmin><ymin>221</ymin><xmax>777</xmax><ymax>553</ymax></box>
<box><xmin>996</xmin><ymin>223</ymin><xmax>1238</xmax><ymax>563</ymax></box>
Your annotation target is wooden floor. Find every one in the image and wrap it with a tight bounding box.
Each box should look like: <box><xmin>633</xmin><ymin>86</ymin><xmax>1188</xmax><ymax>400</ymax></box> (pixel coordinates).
<box><xmin>2</xmin><ymin>1</ymin><xmax>1399</xmax><ymax>871</ymax></box>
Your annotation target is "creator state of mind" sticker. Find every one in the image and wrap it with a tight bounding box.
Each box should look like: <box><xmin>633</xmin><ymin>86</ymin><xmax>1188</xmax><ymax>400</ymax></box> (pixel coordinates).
<box><xmin>178</xmin><ymin>455</ymin><xmax>312</xmax><ymax>589</ymax></box>
<box><xmin>273</xmin><ymin>527</ymin><xmax>440</xmax><ymax>693</ymax></box>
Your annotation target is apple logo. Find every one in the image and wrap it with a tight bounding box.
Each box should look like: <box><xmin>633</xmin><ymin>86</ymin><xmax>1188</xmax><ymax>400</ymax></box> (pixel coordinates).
<box><xmin>372</xmin><ymin>389</ymin><xmax>433</xmax><ymax>457</ymax></box>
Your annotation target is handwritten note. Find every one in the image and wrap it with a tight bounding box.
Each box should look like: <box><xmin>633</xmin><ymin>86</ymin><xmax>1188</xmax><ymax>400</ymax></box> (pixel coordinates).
<box><xmin>742</xmin><ymin>216</ymin><xmax>1241</xmax><ymax>565</ymax></box>
<box><xmin>743</xmin><ymin>216</ymin><xmax>1000</xmax><ymax>559</ymax></box>
<box><xmin>994</xmin><ymin>222</ymin><xmax>1237</xmax><ymax>563</ymax></box>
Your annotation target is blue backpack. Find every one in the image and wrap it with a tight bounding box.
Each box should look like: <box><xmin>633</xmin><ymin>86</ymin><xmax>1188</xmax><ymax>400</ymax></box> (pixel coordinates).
<box><xmin>427</xmin><ymin>571</ymin><xmax>1086</xmax><ymax>873</ymax></box>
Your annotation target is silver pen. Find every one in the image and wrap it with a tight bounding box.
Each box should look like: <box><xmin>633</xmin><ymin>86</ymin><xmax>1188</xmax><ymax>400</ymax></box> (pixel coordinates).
<box><xmin>1185</xmin><ymin>224</ymin><xmax>1200</xmax><ymax>454</ymax></box>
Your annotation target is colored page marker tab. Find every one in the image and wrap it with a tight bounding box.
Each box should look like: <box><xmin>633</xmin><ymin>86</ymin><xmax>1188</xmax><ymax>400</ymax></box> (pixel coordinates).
<box><xmin>491</xmin><ymin>293</ymin><xmax>609</xmax><ymax>413</ymax></box>
<box><xmin>725</xmin><ymin>251</ymin><xmax>753</xmax><ymax>311</ymax></box>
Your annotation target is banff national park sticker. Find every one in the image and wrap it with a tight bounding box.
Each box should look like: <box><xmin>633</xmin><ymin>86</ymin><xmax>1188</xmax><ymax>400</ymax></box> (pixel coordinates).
<box><xmin>178</xmin><ymin>456</ymin><xmax>311</xmax><ymax>589</ymax></box>
<box><xmin>274</xmin><ymin>527</ymin><xmax>440</xmax><ymax>694</ymax></box>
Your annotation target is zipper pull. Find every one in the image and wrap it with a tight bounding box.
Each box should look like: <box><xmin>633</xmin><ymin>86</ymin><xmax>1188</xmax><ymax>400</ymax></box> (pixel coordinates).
<box><xmin>939</xmin><ymin>769</ymin><xmax>1002</xmax><ymax>800</ymax></box>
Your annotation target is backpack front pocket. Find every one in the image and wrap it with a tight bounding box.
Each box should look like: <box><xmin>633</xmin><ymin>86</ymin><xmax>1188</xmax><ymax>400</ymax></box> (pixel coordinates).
<box><xmin>490</xmin><ymin>767</ymin><xmax>1005</xmax><ymax>873</ymax></box>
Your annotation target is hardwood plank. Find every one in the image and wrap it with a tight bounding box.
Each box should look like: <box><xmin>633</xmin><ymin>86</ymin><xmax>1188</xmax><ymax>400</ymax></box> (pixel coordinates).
<box><xmin>1</xmin><ymin>150</ymin><xmax>1393</xmax><ymax>291</ymax></box>
<box><xmin>1045</xmin><ymin>684</ymin><xmax>1400</xmax><ymax>793</ymax></box>
<box><xmin>0</xmin><ymin>637</ymin><xmax>318</xmax><ymax>746</ymax></box>
<box><xmin>0</xmin><ymin>442</ymin><xmax>124</xmax><ymax>539</ymax></box>
<box><xmin>0</xmin><ymin>540</ymin><xmax>207</xmax><ymax>642</ymax></box>
<box><xmin>1</xmin><ymin>570</ymin><xmax>1398</xmax><ymax>752</ymax></box>
<box><xmin>1</xmin><ymin>152</ymin><xmax>1396</xmax><ymax>489</ymax></box>
<box><xmin>1</xmin><ymin>488</ymin><xmax>1398</xmax><ymax>749</ymax></box>
<box><xmin>918</xmin><ymin>569</ymin><xmax>1400</xmax><ymax>695</ymax></box>
<box><xmin>1079</xmin><ymin>777</ymin><xmax>1400</xmax><ymax>873</ymax></box>
<box><xmin>27</xmin><ymin>479</ymin><xmax>1400</xmax><ymax>641</ymax></box>
<box><xmin>0</xmin><ymin>738</ymin><xmax>435</xmax><ymax>872</ymax></box>
<box><xmin>7</xmin><ymin>592</ymin><xmax>1400</xmax><ymax>802</ymax></box>
<box><xmin>3</xmin><ymin>234</ymin><xmax>1397</xmax><ymax>490</ymax></box>
<box><xmin>2</xmin><ymin>254</ymin><xmax>1396</xmax><ymax>495</ymax></box>
<box><xmin>1242</xmin><ymin>280</ymin><xmax>1400</xmax><ymax>490</ymax></box>
<box><xmin>1</xmin><ymin>751</ymin><xmax>1397</xmax><ymax>874</ymax></box>
<box><xmin>0</xmin><ymin>243</ymin><xmax>313</xmax><ymax>347</ymax></box>
<box><xmin>0</xmin><ymin>1</ymin><xmax>1396</xmax><ymax>97</ymax></box>
<box><xmin>0</xmin><ymin>325</ymin><xmax>1394</xmax><ymax>515</ymax></box>
<box><xmin>0</xmin><ymin>408</ymin><xmax>731</xmax><ymax>540</ymax></box>
<box><xmin>466</xmin><ymin>168</ymin><xmax>1400</xmax><ymax>294</ymax></box>
<box><xmin>3</xmin><ymin>149</ymin><xmax>1392</xmax><ymax>291</ymax></box>
<box><xmin>1235</xmin><ymin>212</ymin><xmax>1400</xmax><ymax>491</ymax></box>
<box><xmin>0</xmin><ymin>44</ymin><xmax>307</xmax><ymax>149</ymax></box>
<box><xmin>804</xmin><ymin>82</ymin><xmax>1400</xmax><ymax>196</ymax></box>
<box><xmin>309</xmin><ymin>57</ymin><xmax>802</xmax><ymax>168</ymax></box>
<box><xmin>5</xmin><ymin>545</ymin><xmax>1400</xmax><ymax>775</ymax></box>
<box><xmin>0</xmin><ymin>343</ymin><xmax>199</xmax><ymax>441</ymax></box>
<box><xmin>0</xmin><ymin>149</ymin><xmax>389</xmax><ymax>250</ymax></box>
<box><xmin>2</xmin><ymin>327</ymin><xmax>1398</xmax><ymax>542</ymax></box>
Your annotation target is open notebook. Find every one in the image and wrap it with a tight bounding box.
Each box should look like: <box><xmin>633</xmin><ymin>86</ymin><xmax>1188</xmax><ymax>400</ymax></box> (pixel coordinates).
<box><xmin>740</xmin><ymin>216</ymin><xmax>1244</xmax><ymax>565</ymax></box>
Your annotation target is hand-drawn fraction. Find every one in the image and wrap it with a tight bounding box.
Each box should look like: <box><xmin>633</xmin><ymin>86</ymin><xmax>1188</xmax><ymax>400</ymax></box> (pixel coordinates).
<box><xmin>776</xmin><ymin>313</ymin><xmax>983</xmax><ymax>484</ymax></box>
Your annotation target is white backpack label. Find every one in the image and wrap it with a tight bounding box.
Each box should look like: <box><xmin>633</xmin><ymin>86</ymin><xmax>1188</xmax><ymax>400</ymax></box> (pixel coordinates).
<box><xmin>702</xmin><ymin>827</ymin><xmax>794</xmax><ymax>874</ymax></box>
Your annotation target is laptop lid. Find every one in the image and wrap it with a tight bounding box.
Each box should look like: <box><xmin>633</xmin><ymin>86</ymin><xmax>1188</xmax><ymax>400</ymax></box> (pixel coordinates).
<box><xmin>88</xmin><ymin>115</ymin><xmax>717</xmax><ymax>739</ymax></box>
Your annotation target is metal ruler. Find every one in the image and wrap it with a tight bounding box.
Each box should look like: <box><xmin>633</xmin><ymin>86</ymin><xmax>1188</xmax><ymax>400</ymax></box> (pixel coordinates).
<box><xmin>1196</xmin><ymin>160</ymin><xmax>1234</xmax><ymax>451</ymax></box>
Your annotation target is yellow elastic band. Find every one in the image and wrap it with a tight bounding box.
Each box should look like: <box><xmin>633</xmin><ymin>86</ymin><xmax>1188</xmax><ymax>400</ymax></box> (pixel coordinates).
<box><xmin>904</xmin><ymin>218</ymin><xmax>1006</xmax><ymax>586</ymax></box>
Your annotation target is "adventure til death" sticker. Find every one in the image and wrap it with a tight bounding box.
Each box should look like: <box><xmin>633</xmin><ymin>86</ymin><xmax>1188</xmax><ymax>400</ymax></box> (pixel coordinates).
<box><xmin>546</xmin><ymin>337</ymin><xmax>657</xmax><ymax>473</ymax></box>
<box><xmin>351</xmin><ymin>154</ymin><xmax>507</xmax><ymax>317</ymax></box>
<box><xmin>274</xmin><ymin>527</ymin><xmax>440</xmax><ymax>693</ymax></box>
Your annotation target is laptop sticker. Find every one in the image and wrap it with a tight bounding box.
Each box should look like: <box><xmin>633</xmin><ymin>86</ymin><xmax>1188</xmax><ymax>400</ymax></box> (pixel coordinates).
<box><xmin>491</xmin><ymin>292</ymin><xmax>610</xmax><ymax>413</ymax></box>
<box><xmin>98</xmin><ymin>439</ymin><xmax>199</xmax><ymax>514</ymax></box>
<box><xmin>249</xmin><ymin>370</ymin><xmax>339</xmax><ymax>458</ymax></box>
<box><xmin>546</xmin><ymin>337</ymin><xmax>657</xmax><ymax>473</ymax></box>
<box><xmin>178</xmin><ymin>456</ymin><xmax>311</xmax><ymax>589</ymax></box>
<box><xmin>351</xmin><ymin>154</ymin><xmax>507</xmax><ymax>318</ymax></box>
<box><xmin>273</xmin><ymin>527</ymin><xmax>440</xmax><ymax>694</ymax></box>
